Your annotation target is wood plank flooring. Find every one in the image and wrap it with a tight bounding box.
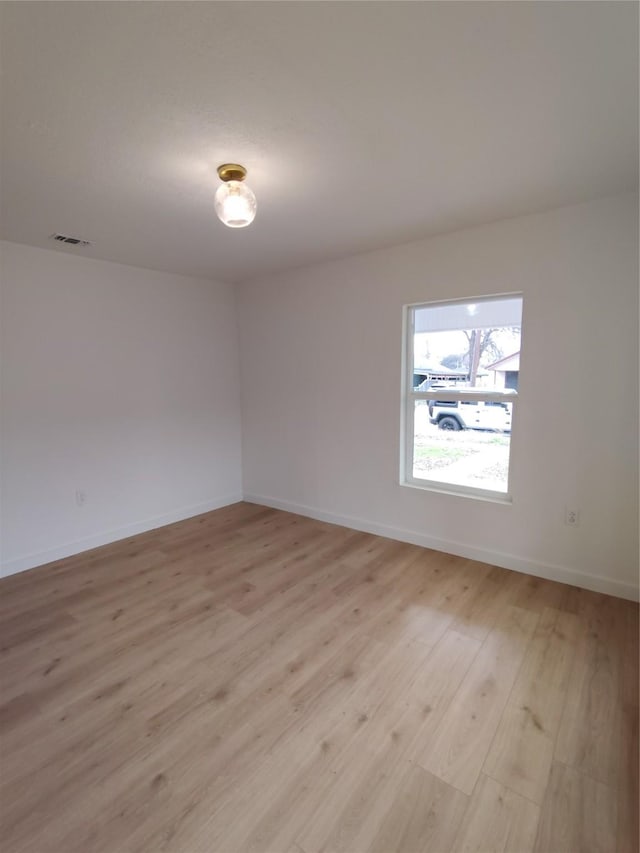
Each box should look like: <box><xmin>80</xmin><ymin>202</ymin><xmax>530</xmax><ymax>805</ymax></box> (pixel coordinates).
<box><xmin>0</xmin><ymin>501</ymin><xmax>637</xmax><ymax>853</ymax></box>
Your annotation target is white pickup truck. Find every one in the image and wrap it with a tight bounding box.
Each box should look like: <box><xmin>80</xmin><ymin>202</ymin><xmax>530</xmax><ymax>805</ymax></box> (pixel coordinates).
<box><xmin>428</xmin><ymin>399</ymin><xmax>512</xmax><ymax>432</ymax></box>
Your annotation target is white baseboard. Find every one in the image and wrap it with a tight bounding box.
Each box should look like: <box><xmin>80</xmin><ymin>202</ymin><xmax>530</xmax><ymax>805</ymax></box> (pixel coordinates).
<box><xmin>4</xmin><ymin>491</ymin><xmax>637</xmax><ymax>602</ymax></box>
<box><xmin>0</xmin><ymin>494</ymin><xmax>243</xmax><ymax>578</ymax></box>
<box><xmin>244</xmin><ymin>492</ymin><xmax>639</xmax><ymax>603</ymax></box>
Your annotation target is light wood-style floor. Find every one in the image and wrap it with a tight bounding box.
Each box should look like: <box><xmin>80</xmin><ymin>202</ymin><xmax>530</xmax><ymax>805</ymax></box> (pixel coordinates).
<box><xmin>0</xmin><ymin>502</ymin><xmax>638</xmax><ymax>853</ymax></box>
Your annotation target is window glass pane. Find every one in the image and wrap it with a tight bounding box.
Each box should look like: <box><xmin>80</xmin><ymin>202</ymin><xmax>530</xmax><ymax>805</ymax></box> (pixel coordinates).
<box><xmin>412</xmin><ymin>297</ymin><xmax>522</xmax><ymax>392</ymax></box>
<box><xmin>412</xmin><ymin>400</ymin><xmax>512</xmax><ymax>495</ymax></box>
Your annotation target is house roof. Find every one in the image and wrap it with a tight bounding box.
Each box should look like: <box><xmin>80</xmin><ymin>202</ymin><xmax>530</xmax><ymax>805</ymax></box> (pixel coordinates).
<box><xmin>414</xmin><ymin>364</ymin><xmax>488</xmax><ymax>378</ymax></box>
<box><xmin>486</xmin><ymin>352</ymin><xmax>520</xmax><ymax>371</ymax></box>
<box><xmin>414</xmin><ymin>364</ymin><xmax>459</xmax><ymax>376</ymax></box>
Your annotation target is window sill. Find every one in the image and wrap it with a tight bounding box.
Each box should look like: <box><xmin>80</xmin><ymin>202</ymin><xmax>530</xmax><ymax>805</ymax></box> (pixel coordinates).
<box><xmin>400</xmin><ymin>478</ymin><xmax>513</xmax><ymax>505</ymax></box>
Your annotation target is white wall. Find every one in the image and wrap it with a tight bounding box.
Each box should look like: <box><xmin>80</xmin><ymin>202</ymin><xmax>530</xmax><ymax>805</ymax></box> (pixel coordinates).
<box><xmin>238</xmin><ymin>193</ymin><xmax>639</xmax><ymax>600</ymax></box>
<box><xmin>0</xmin><ymin>242</ymin><xmax>242</xmax><ymax>576</ymax></box>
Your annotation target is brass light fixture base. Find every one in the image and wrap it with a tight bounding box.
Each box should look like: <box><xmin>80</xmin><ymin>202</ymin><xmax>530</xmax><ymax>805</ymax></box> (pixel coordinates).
<box><xmin>217</xmin><ymin>163</ymin><xmax>247</xmax><ymax>183</ymax></box>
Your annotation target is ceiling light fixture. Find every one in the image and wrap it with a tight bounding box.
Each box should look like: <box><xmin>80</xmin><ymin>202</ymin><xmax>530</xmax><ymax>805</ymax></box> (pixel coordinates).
<box><xmin>214</xmin><ymin>163</ymin><xmax>257</xmax><ymax>228</ymax></box>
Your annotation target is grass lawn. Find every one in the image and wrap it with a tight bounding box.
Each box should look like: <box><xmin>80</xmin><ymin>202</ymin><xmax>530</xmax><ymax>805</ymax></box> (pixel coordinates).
<box><xmin>414</xmin><ymin>445</ymin><xmax>471</xmax><ymax>461</ymax></box>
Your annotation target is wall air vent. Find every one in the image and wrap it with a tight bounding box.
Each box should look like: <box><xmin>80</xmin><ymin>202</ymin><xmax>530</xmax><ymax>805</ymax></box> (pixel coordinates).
<box><xmin>49</xmin><ymin>233</ymin><xmax>92</xmax><ymax>247</ymax></box>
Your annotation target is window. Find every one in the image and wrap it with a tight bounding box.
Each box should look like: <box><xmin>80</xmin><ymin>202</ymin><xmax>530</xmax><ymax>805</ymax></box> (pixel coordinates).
<box><xmin>402</xmin><ymin>294</ymin><xmax>523</xmax><ymax>501</ymax></box>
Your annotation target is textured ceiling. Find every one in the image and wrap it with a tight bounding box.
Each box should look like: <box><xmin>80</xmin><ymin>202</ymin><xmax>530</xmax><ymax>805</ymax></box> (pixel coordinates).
<box><xmin>1</xmin><ymin>1</ymin><xmax>637</xmax><ymax>283</ymax></box>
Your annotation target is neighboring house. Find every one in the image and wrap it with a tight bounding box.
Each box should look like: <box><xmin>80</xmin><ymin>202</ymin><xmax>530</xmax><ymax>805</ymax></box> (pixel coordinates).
<box><xmin>413</xmin><ymin>363</ymin><xmax>489</xmax><ymax>390</ymax></box>
<box><xmin>486</xmin><ymin>351</ymin><xmax>520</xmax><ymax>390</ymax></box>
<box><xmin>413</xmin><ymin>363</ymin><xmax>468</xmax><ymax>390</ymax></box>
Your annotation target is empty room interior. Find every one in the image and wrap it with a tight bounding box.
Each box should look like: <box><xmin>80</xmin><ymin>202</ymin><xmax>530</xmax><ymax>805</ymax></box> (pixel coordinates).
<box><xmin>0</xmin><ymin>2</ymin><xmax>639</xmax><ymax>852</ymax></box>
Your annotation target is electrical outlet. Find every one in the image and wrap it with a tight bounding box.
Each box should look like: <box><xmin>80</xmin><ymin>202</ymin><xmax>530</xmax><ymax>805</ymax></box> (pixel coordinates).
<box><xmin>75</xmin><ymin>490</ymin><xmax>87</xmax><ymax>507</ymax></box>
<box><xmin>565</xmin><ymin>507</ymin><xmax>579</xmax><ymax>527</ymax></box>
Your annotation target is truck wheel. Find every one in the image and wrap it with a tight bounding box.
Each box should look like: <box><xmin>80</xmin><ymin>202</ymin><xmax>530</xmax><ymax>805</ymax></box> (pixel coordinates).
<box><xmin>438</xmin><ymin>416</ymin><xmax>462</xmax><ymax>431</ymax></box>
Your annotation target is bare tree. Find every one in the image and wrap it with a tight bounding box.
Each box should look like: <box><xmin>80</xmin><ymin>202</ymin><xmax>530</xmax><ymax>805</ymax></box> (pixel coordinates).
<box><xmin>441</xmin><ymin>328</ymin><xmax>519</xmax><ymax>385</ymax></box>
<box><xmin>464</xmin><ymin>328</ymin><xmax>519</xmax><ymax>387</ymax></box>
<box><xmin>440</xmin><ymin>353</ymin><xmax>466</xmax><ymax>370</ymax></box>
<box><xmin>462</xmin><ymin>328</ymin><xmax>511</xmax><ymax>386</ymax></box>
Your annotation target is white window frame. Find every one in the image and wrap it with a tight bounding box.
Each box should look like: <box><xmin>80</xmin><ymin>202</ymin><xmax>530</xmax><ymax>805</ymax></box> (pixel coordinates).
<box><xmin>400</xmin><ymin>294</ymin><xmax>522</xmax><ymax>503</ymax></box>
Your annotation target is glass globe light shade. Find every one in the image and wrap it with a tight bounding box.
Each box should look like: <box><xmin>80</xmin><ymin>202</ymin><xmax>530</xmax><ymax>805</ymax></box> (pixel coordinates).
<box><xmin>214</xmin><ymin>180</ymin><xmax>257</xmax><ymax>228</ymax></box>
